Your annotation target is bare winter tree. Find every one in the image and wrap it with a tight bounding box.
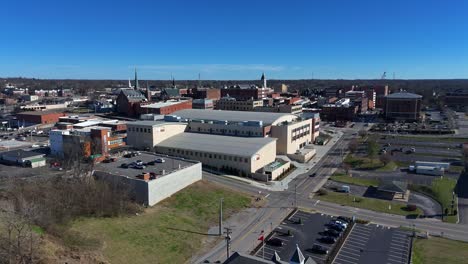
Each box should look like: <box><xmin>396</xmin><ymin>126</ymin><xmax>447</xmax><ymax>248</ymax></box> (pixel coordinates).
<box><xmin>0</xmin><ymin>199</ymin><xmax>39</xmax><ymax>264</ymax></box>
<box><xmin>348</xmin><ymin>139</ymin><xmax>359</xmax><ymax>154</ymax></box>
<box><xmin>379</xmin><ymin>153</ymin><xmax>392</xmax><ymax>166</ymax></box>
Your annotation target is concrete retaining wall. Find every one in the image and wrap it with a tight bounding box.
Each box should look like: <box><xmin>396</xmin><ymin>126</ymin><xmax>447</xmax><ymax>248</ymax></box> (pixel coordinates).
<box><xmin>94</xmin><ymin>162</ymin><xmax>202</xmax><ymax>206</ymax></box>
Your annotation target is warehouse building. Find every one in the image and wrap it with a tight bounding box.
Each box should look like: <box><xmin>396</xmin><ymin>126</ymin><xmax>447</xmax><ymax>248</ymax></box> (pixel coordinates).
<box><xmin>126</xmin><ymin>121</ymin><xmax>187</xmax><ymax>149</ymax></box>
<box><xmin>154</xmin><ymin>132</ymin><xmax>284</xmax><ymax>179</ymax></box>
<box><xmin>169</xmin><ymin>109</ymin><xmax>319</xmax><ymax>157</ymax></box>
<box><xmin>0</xmin><ymin>150</ymin><xmax>46</xmax><ymax>168</ymax></box>
<box><xmin>16</xmin><ymin>111</ymin><xmax>66</xmax><ymax>126</ymax></box>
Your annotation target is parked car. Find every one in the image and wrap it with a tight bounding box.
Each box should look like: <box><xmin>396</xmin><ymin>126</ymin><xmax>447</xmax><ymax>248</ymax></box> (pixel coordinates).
<box><xmin>309</xmin><ymin>172</ymin><xmax>317</xmax><ymax>177</ymax></box>
<box><xmin>155</xmin><ymin>158</ymin><xmax>165</xmax><ymax>163</ymax></box>
<box><xmin>120</xmin><ymin>163</ymin><xmax>129</xmax><ymax>168</ymax></box>
<box><xmin>319</xmin><ymin>236</ymin><xmax>336</xmax><ymax>244</ymax></box>
<box><xmin>124</xmin><ymin>153</ymin><xmax>133</xmax><ymax>158</ymax></box>
<box><xmin>336</xmin><ymin>216</ymin><xmax>350</xmax><ymax>224</ymax></box>
<box><xmin>136</xmin><ymin>160</ymin><xmax>144</xmax><ymax>166</ymax></box>
<box><xmin>323</xmin><ymin>229</ymin><xmax>340</xmax><ymax>237</ymax></box>
<box><xmin>266</xmin><ymin>238</ymin><xmax>284</xmax><ymax>247</ymax></box>
<box><xmin>331</xmin><ymin>220</ymin><xmax>348</xmax><ymax>228</ymax></box>
<box><xmin>310</xmin><ymin>244</ymin><xmax>328</xmax><ymax>254</ymax></box>
<box><xmin>135</xmin><ymin>164</ymin><xmax>146</xmax><ymax>170</ymax></box>
<box><xmin>328</xmin><ymin>223</ymin><xmax>345</xmax><ymax>232</ymax></box>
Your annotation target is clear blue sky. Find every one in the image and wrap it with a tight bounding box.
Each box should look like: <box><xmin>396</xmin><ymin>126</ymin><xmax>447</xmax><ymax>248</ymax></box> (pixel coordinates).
<box><xmin>1</xmin><ymin>0</ymin><xmax>468</xmax><ymax>80</ymax></box>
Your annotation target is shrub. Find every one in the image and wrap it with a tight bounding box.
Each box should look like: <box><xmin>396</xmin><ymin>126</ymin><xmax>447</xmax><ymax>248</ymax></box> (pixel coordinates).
<box><xmin>317</xmin><ymin>189</ymin><xmax>328</xmax><ymax>196</ymax></box>
<box><xmin>406</xmin><ymin>204</ymin><xmax>417</xmax><ymax>211</ymax></box>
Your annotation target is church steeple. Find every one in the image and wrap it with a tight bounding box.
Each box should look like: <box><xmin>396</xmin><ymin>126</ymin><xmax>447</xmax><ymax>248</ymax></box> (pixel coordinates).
<box><xmin>261</xmin><ymin>72</ymin><xmax>267</xmax><ymax>88</ymax></box>
<box><xmin>134</xmin><ymin>68</ymin><xmax>139</xmax><ymax>90</ymax></box>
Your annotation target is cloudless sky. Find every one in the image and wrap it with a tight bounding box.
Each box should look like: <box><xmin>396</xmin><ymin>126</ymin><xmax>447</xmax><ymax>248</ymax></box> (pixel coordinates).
<box><xmin>1</xmin><ymin>0</ymin><xmax>468</xmax><ymax>80</ymax></box>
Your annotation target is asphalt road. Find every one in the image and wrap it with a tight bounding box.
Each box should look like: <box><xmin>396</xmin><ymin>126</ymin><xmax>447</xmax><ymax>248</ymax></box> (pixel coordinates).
<box><xmin>195</xmin><ymin>128</ymin><xmax>468</xmax><ymax>263</ymax></box>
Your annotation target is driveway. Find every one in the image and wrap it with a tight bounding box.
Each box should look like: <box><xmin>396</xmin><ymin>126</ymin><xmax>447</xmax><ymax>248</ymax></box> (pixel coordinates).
<box><xmin>408</xmin><ymin>192</ymin><xmax>442</xmax><ymax>219</ymax></box>
<box><xmin>326</xmin><ymin>180</ymin><xmax>442</xmax><ymax>218</ymax></box>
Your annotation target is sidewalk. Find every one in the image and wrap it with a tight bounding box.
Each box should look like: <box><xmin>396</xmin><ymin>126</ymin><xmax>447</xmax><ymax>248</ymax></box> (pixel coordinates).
<box><xmin>218</xmin><ymin>130</ymin><xmax>344</xmax><ymax>192</ymax></box>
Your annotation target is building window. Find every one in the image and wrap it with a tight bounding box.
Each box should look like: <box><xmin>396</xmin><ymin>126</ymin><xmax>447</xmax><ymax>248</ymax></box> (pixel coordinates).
<box><xmin>244</xmin><ymin>158</ymin><xmax>248</xmax><ymax>163</ymax></box>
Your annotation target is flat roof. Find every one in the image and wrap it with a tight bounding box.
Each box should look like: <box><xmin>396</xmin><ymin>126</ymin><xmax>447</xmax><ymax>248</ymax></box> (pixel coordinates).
<box><xmin>0</xmin><ymin>149</ymin><xmax>45</xmax><ymax>159</ymax></box>
<box><xmin>141</xmin><ymin>100</ymin><xmax>188</xmax><ymax>109</ymax></box>
<box><xmin>171</xmin><ymin>109</ymin><xmax>297</xmax><ymax>126</ymax></box>
<box><xmin>73</xmin><ymin>120</ymin><xmax>104</xmax><ymax>128</ymax></box>
<box><xmin>16</xmin><ymin>110</ymin><xmax>64</xmax><ymax>116</ymax></box>
<box><xmin>127</xmin><ymin>120</ymin><xmax>182</xmax><ymax>127</ymax></box>
<box><xmin>95</xmin><ymin>152</ymin><xmax>197</xmax><ymax>180</ymax></box>
<box><xmin>156</xmin><ymin>132</ymin><xmax>276</xmax><ymax>157</ymax></box>
<box><xmin>386</xmin><ymin>92</ymin><xmax>422</xmax><ymax>99</ymax></box>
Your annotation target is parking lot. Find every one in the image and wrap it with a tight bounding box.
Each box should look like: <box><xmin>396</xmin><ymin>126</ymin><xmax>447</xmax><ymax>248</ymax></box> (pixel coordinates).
<box><xmin>95</xmin><ymin>152</ymin><xmax>195</xmax><ymax>178</ymax></box>
<box><xmin>333</xmin><ymin>224</ymin><xmax>411</xmax><ymax>264</ymax></box>
<box><xmin>253</xmin><ymin>210</ymin><xmax>347</xmax><ymax>264</ymax></box>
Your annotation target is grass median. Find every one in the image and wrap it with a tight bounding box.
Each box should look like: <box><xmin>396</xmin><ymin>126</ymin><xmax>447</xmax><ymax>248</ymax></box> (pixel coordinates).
<box><xmin>330</xmin><ymin>173</ymin><xmax>379</xmax><ymax>187</ymax></box>
<box><xmin>318</xmin><ymin>191</ymin><xmax>422</xmax><ymax>217</ymax></box>
<box><xmin>413</xmin><ymin>237</ymin><xmax>468</xmax><ymax>264</ymax></box>
<box><xmin>65</xmin><ymin>180</ymin><xmax>252</xmax><ymax>264</ymax></box>
<box><xmin>344</xmin><ymin>154</ymin><xmax>398</xmax><ymax>171</ymax></box>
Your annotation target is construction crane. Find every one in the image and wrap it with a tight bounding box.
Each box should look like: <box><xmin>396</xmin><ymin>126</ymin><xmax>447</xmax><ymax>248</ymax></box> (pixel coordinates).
<box><xmin>381</xmin><ymin>72</ymin><xmax>387</xmax><ymax>80</ymax></box>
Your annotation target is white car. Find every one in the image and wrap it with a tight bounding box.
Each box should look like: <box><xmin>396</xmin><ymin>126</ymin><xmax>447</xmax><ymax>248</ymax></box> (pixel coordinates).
<box><xmin>155</xmin><ymin>158</ymin><xmax>165</xmax><ymax>163</ymax></box>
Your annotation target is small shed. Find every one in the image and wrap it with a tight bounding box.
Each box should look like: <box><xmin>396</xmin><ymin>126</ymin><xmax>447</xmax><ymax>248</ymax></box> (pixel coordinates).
<box><xmin>0</xmin><ymin>149</ymin><xmax>46</xmax><ymax>168</ymax></box>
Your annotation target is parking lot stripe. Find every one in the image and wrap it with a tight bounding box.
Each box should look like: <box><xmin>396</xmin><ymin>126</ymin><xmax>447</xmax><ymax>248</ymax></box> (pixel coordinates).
<box><xmin>334</xmin><ymin>256</ymin><xmax>358</xmax><ymax>264</ymax></box>
<box><xmin>343</xmin><ymin>243</ymin><xmax>364</xmax><ymax>250</ymax></box>
<box><xmin>389</xmin><ymin>245</ymin><xmax>408</xmax><ymax>251</ymax></box>
<box><xmin>340</xmin><ymin>249</ymin><xmax>361</xmax><ymax>257</ymax></box>
<box><xmin>387</xmin><ymin>258</ymin><xmax>406</xmax><ymax>264</ymax></box>
<box><xmin>347</xmin><ymin>239</ymin><xmax>367</xmax><ymax>246</ymax></box>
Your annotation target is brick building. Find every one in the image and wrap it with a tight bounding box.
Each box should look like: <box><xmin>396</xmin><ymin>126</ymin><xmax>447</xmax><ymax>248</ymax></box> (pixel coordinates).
<box><xmin>221</xmin><ymin>85</ymin><xmax>267</xmax><ymax>100</ymax></box>
<box><xmin>116</xmin><ymin>89</ymin><xmax>147</xmax><ymax>116</ymax></box>
<box><xmin>16</xmin><ymin>111</ymin><xmax>66</xmax><ymax>126</ymax></box>
<box><xmin>384</xmin><ymin>92</ymin><xmax>422</xmax><ymax>121</ymax></box>
<box><xmin>136</xmin><ymin>99</ymin><xmax>192</xmax><ymax>116</ymax></box>
<box><xmin>188</xmin><ymin>88</ymin><xmax>221</xmax><ymax>100</ymax></box>
<box><xmin>444</xmin><ymin>90</ymin><xmax>468</xmax><ymax>111</ymax></box>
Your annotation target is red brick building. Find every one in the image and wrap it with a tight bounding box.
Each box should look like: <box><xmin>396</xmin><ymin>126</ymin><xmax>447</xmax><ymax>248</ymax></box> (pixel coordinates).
<box><xmin>221</xmin><ymin>85</ymin><xmax>264</xmax><ymax>100</ymax></box>
<box><xmin>136</xmin><ymin>99</ymin><xmax>192</xmax><ymax>116</ymax></box>
<box><xmin>16</xmin><ymin>111</ymin><xmax>66</xmax><ymax>125</ymax></box>
<box><xmin>188</xmin><ymin>88</ymin><xmax>221</xmax><ymax>100</ymax></box>
<box><xmin>384</xmin><ymin>92</ymin><xmax>422</xmax><ymax>121</ymax></box>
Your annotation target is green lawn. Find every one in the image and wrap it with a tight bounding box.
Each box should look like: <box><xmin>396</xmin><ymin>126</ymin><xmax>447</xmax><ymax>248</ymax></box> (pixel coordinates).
<box><xmin>344</xmin><ymin>154</ymin><xmax>398</xmax><ymax>171</ymax></box>
<box><xmin>376</xmin><ymin>161</ymin><xmax>399</xmax><ymax>172</ymax></box>
<box><xmin>410</xmin><ymin>178</ymin><xmax>458</xmax><ymax>223</ymax></box>
<box><xmin>450</xmin><ymin>166</ymin><xmax>465</xmax><ymax>174</ymax></box>
<box><xmin>413</xmin><ymin>237</ymin><xmax>468</xmax><ymax>264</ymax></box>
<box><xmin>318</xmin><ymin>191</ymin><xmax>422</xmax><ymax>217</ymax></box>
<box><xmin>330</xmin><ymin>174</ymin><xmax>379</xmax><ymax>187</ymax></box>
<box><xmin>66</xmin><ymin>181</ymin><xmax>252</xmax><ymax>264</ymax></box>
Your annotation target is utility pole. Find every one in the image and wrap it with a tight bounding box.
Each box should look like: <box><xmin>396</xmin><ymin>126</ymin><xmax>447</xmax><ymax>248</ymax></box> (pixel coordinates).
<box><xmin>219</xmin><ymin>198</ymin><xmax>224</xmax><ymax>236</ymax></box>
<box><xmin>224</xmin><ymin>227</ymin><xmax>232</xmax><ymax>260</ymax></box>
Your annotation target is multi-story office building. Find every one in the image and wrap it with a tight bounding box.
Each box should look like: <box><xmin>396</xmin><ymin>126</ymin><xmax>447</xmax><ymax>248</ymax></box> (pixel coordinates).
<box><xmin>383</xmin><ymin>92</ymin><xmax>422</xmax><ymax>121</ymax></box>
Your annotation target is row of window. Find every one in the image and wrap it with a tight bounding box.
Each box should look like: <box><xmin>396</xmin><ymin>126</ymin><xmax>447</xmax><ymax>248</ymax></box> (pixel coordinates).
<box><xmin>128</xmin><ymin>126</ymin><xmax>151</xmax><ymax>133</ymax></box>
<box><xmin>292</xmin><ymin>130</ymin><xmax>310</xmax><ymax>142</ymax></box>
<box><xmin>165</xmin><ymin>148</ymin><xmax>249</xmax><ymax>163</ymax></box>
<box><xmin>292</xmin><ymin>124</ymin><xmax>310</xmax><ymax>133</ymax></box>
<box><xmin>188</xmin><ymin>126</ymin><xmax>263</xmax><ymax>136</ymax></box>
